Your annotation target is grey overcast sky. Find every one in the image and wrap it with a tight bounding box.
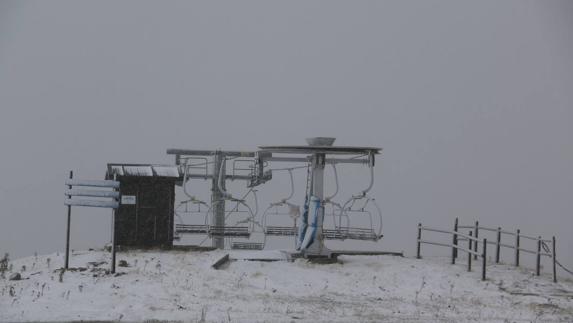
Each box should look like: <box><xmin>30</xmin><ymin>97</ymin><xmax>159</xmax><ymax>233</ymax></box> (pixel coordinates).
<box><xmin>0</xmin><ymin>1</ymin><xmax>572</xmax><ymax>270</ymax></box>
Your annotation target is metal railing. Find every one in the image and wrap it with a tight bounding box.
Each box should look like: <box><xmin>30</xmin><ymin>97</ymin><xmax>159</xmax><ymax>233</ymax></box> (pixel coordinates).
<box><xmin>416</xmin><ymin>218</ymin><xmax>558</xmax><ymax>283</ymax></box>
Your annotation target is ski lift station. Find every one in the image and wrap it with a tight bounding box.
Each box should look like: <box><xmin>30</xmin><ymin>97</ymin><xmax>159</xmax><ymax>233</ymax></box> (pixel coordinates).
<box><xmin>93</xmin><ymin>137</ymin><xmax>384</xmax><ymax>259</ymax></box>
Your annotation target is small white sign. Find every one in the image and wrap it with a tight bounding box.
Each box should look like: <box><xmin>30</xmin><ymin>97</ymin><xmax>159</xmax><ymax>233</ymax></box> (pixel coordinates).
<box><xmin>121</xmin><ymin>195</ymin><xmax>136</xmax><ymax>205</ymax></box>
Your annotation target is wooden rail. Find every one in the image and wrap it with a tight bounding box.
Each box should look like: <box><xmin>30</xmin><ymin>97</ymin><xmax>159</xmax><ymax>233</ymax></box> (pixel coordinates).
<box><xmin>416</xmin><ymin>218</ymin><xmax>558</xmax><ymax>283</ymax></box>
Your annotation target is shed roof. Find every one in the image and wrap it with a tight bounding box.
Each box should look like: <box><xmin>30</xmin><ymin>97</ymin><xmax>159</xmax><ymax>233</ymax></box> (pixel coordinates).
<box><xmin>107</xmin><ymin>164</ymin><xmax>181</xmax><ymax>178</ymax></box>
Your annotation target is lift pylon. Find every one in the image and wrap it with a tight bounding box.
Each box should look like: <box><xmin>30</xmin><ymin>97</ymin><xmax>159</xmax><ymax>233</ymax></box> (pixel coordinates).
<box><xmin>166</xmin><ymin>149</ymin><xmax>270</xmax><ymax>248</ymax></box>
<box><xmin>258</xmin><ymin>137</ymin><xmax>381</xmax><ymax>258</ymax></box>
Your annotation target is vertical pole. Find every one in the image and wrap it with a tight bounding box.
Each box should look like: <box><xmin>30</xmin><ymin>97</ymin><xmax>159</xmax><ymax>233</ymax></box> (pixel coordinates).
<box><xmin>536</xmin><ymin>236</ymin><xmax>541</xmax><ymax>276</ymax></box>
<box><xmin>312</xmin><ymin>153</ymin><xmax>326</xmax><ymax>246</ymax></box>
<box><xmin>552</xmin><ymin>236</ymin><xmax>557</xmax><ymax>283</ymax></box>
<box><xmin>301</xmin><ymin>153</ymin><xmax>327</xmax><ymax>256</ymax></box>
<box><xmin>515</xmin><ymin>229</ymin><xmax>520</xmax><ymax>267</ymax></box>
<box><xmin>451</xmin><ymin>226</ymin><xmax>456</xmax><ymax>265</ymax></box>
<box><xmin>416</xmin><ymin>223</ymin><xmax>422</xmax><ymax>259</ymax></box>
<box><xmin>111</xmin><ymin>173</ymin><xmax>117</xmax><ymax>274</ymax></box>
<box><xmin>482</xmin><ymin>238</ymin><xmax>487</xmax><ymax>281</ymax></box>
<box><xmin>211</xmin><ymin>151</ymin><xmax>225</xmax><ymax>249</ymax></box>
<box><xmin>65</xmin><ymin>170</ymin><xmax>73</xmax><ymax>270</ymax></box>
<box><xmin>496</xmin><ymin>227</ymin><xmax>501</xmax><ymax>264</ymax></box>
<box><xmin>453</xmin><ymin>218</ymin><xmax>459</xmax><ymax>259</ymax></box>
<box><xmin>474</xmin><ymin>221</ymin><xmax>479</xmax><ymax>260</ymax></box>
<box><xmin>468</xmin><ymin>231</ymin><xmax>473</xmax><ymax>272</ymax></box>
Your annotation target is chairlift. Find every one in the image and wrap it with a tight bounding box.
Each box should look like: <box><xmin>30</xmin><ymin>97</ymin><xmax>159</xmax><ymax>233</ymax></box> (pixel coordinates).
<box><xmin>206</xmin><ymin>159</ymin><xmax>259</xmax><ymax>243</ymax></box>
<box><xmin>225</xmin><ymin>189</ymin><xmax>265</xmax><ymax>249</ymax></box>
<box><xmin>262</xmin><ymin>169</ymin><xmax>301</xmax><ymax>238</ymax></box>
<box><xmin>321</xmin><ymin>164</ymin><xmax>350</xmax><ymax>235</ymax></box>
<box><xmin>326</xmin><ymin>158</ymin><xmax>383</xmax><ymax>241</ymax></box>
<box><xmin>174</xmin><ymin>158</ymin><xmax>211</xmax><ymax>237</ymax></box>
<box><xmin>176</xmin><ymin>158</ymin><xmax>261</xmax><ymax>244</ymax></box>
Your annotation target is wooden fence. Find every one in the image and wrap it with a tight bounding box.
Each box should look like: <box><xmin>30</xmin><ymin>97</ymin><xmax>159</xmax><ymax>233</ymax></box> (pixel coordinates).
<box><xmin>416</xmin><ymin>218</ymin><xmax>557</xmax><ymax>282</ymax></box>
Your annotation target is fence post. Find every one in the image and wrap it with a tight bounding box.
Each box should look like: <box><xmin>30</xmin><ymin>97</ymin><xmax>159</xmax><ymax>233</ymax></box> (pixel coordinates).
<box><xmin>416</xmin><ymin>223</ymin><xmax>422</xmax><ymax>259</ymax></box>
<box><xmin>474</xmin><ymin>221</ymin><xmax>479</xmax><ymax>260</ymax></box>
<box><xmin>552</xmin><ymin>236</ymin><xmax>557</xmax><ymax>283</ymax></box>
<box><xmin>453</xmin><ymin>218</ymin><xmax>459</xmax><ymax>259</ymax></box>
<box><xmin>536</xmin><ymin>236</ymin><xmax>541</xmax><ymax>276</ymax></box>
<box><xmin>468</xmin><ymin>231</ymin><xmax>473</xmax><ymax>272</ymax></box>
<box><xmin>65</xmin><ymin>170</ymin><xmax>73</xmax><ymax>270</ymax></box>
<box><xmin>451</xmin><ymin>219</ymin><xmax>458</xmax><ymax>264</ymax></box>
<box><xmin>496</xmin><ymin>227</ymin><xmax>501</xmax><ymax>264</ymax></box>
<box><xmin>482</xmin><ymin>238</ymin><xmax>487</xmax><ymax>281</ymax></box>
<box><xmin>111</xmin><ymin>173</ymin><xmax>117</xmax><ymax>274</ymax></box>
<box><xmin>515</xmin><ymin>229</ymin><xmax>520</xmax><ymax>267</ymax></box>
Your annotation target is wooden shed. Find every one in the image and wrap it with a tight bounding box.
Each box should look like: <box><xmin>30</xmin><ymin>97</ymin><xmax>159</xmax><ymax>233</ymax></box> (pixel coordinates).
<box><xmin>106</xmin><ymin>164</ymin><xmax>181</xmax><ymax>248</ymax></box>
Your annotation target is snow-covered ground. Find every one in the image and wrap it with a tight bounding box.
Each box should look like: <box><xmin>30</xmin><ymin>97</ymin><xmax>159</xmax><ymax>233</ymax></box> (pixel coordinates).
<box><xmin>1</xmin><ymin>249</ymin><xmax>572</xmax><ymax>322</ymax></box>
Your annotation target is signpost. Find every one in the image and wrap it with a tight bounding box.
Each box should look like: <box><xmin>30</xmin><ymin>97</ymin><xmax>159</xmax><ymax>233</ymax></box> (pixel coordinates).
<box><xmin>64</xmin><ymin>172</ymin><xmax>120</xmax><ymax>273</ymax></box>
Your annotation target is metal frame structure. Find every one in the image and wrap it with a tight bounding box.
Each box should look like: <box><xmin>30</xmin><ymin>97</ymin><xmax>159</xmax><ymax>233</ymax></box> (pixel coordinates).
<box><xmin>167</xmin><ymin>149</ymin><xmax>269</xmax><ymax>248</ymax></box>
<box><xmin>168</xmin><ymin>137</ymin><xmax>383</xmax><ymax>258</ymax></box>
<box><xmin>258</xmin><ymin>137</ymin><xmax>381</xmax><ymax>257</ymax></box>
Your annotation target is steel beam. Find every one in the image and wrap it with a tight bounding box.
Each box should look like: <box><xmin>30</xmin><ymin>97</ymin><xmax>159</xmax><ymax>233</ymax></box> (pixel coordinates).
<box><xmin>183</xmin><ymin>174</ymin><xmax>254</xmax><ymax>181</ymax></box>
<box><xmin>167</xmin><ymin>149</ymin><xmax>255</xmax><ymax>158</ymax></box>
<box><xmin>263</xmin><ymin>156</ymin><xmax>369</xmax><ymax>164</ymax></box>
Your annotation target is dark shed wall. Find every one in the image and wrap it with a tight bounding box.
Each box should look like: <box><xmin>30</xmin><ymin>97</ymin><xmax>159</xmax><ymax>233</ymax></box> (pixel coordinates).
<box><xmin>115</xmin><ymin>176</ymin><xmax>175</xmax><ymax>247</ymax></box>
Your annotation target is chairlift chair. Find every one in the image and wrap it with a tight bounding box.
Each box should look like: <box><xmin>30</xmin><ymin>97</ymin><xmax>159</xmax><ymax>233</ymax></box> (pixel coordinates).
<box><xmin>227</xmin><ymin>190</ymin><xmax>265</xmax><ymax>249</ymax></box>
<box><xmin>174</xmin><ymin>157</ymin><xmax>254</xmax><ymax>239</ymax></box>
<box><xmin>262</xmin><ymin>202</ymin><xmax>300</xmax><ymax>236</ymax></box>
<box><xmin>207</xmin><ymin>159</ymin><xmax>261</xmax><ymax>245</ymax></box>
<box><xmin>262</xmin><ymin>169</ymin><xmax>301</xmax><ymax>238</ymax></box>
<box><xmin>174</xmin><ymin>158</ymin><xmax>212</xmax><ymax>236</ymax></box>
<box><xmin>324</xmin><ymin>161</ymin><xmax>383</xmax><ymax>241</ymax></box>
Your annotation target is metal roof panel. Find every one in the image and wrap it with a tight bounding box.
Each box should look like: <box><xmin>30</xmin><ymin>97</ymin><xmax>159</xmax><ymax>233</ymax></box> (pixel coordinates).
<box><xmin>123</xmin><ymin>166</ymin><xmax>153</xmax><ymax>176</ymax></box>
<box><xmin>152</xmin><ymin>166</ymin><xmax>180</xmax><ymax>177</ymax></box>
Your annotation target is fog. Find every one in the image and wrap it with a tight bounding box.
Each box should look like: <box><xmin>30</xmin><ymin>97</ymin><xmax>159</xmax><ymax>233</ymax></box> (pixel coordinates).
<box><xmin>0</xmin><ymin>1</ymin><xmax>572</xmax><ymax>271</ymax></box>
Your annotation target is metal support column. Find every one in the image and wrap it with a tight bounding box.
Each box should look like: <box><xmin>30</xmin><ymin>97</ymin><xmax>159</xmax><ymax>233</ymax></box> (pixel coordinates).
<box><xmin>304</xmin><ymin>153</ymin><xmax>330</xmax><ymax>256</ymax></box>
<box><xmin>211</xmin><ymin>151</ymin><xmax>225</xmax><ymax>249</ymax></box>
<box><xmin>313</xmin><ymin>153</ymin><xmax>325</xmax><ymax>233</ymax></box>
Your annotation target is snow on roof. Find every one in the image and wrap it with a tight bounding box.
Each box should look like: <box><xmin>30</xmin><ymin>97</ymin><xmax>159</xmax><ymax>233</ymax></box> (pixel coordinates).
<box><xmin>109</xmin><ymin>165</ymin><xmax>124</xmax><ymax>176</ymax></box>
<box><xmin>123</xmin><ymin>165</ymin><xmax>153</xmax><ymax>176</ymax></box>
<box><xmin>153</xmin><ymin>166</ymin><xmax>181</xmax><ymax>177</ymax></box>
<box><xmin>107</xmin><ymin>164</ymin><xmax>180</xmax><ymax>178</ymax></box>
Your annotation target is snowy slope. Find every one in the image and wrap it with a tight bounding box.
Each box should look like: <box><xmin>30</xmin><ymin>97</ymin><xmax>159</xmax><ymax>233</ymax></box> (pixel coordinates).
<box><xmin>1</xmin><ymin>249</ymin><xmax>572</xmax><ymax>322</ymax></box>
